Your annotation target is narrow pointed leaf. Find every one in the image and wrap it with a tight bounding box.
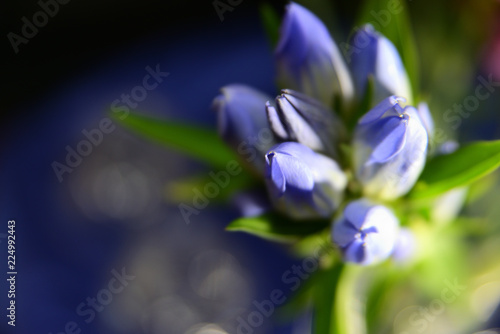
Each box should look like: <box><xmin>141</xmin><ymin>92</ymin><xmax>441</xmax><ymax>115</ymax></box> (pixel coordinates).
<box><xmin>112</xmin><ymin>112</ymin><xmax>237</xmax><ymax>168</ymax></box>
<box><xmin>226</xmin><ymin>214</ymin><xmax>329</xmax><ymax>242</ymax></box>
<box><xmin>166</xmin><ymin>172</ymin><xmax>257</xmax><ymax>203</ymax></box>
<box><xmin>260</xmin><ymin>2</ymin><xmax>282</xmax><ymax>48</ymax></box>
<box><xmin>410</xmin><ymin>140</ymin><xmax>500</xmax><ymax>199</ymax></box>
<box><xmin>312</xmin><ymin>262</ymin><xmax>343</xmax><ymax>334</ymax></box>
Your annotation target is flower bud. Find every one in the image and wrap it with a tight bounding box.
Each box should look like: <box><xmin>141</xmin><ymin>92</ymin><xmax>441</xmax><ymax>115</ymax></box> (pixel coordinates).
<box><xmin>353</xmin><ymin>96</ymin><xmax>428</xmax><ymax>200</ymax></box>
<box><xmin>266</xmin><ymin>89</ymin><xmax>343</xmax><ymax>157</ymax></box>
<box><xmin>392</xmin><ymin>228</ymin><xmax>416</xmax><ymax>263</ymax></box>
<box><xmin>275</xmin><ymin>2</ymin><xmax>354</xmax><ymax>106</ymax></box>
<box><xmin>265</xmin><ymin>142</ymin><xmax>347</xmax><ymax>219</ymax></box>
<box><xmin>213</xmin><ymin>84</ymin><xmax>276</xmax><ymax>173</ymax></box>
<box><xmin>232</xmin><ymin>190</ymin><xmax>270</xmax><ymax>218</ymax></box>
<box><xmin>332</xmin><ymin>199</ymin><xmax>399</xmax><ymax>266</ymax></box>
<box><xmin>350</xmin><ymin>25</ymin><xmax>412</xmax><ymax>104</ymax></box>
<box><xmin>416</xmin><ymin>102</ymin><xmax>434</xmax><ymax>139</ymax></box>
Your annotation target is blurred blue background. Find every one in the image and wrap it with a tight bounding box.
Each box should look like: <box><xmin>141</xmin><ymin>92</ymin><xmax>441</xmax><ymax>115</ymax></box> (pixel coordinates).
<box><xmin>2</xmin><ymin>0</ymin><xmax>500</xmax><ymax>333</ymax></box>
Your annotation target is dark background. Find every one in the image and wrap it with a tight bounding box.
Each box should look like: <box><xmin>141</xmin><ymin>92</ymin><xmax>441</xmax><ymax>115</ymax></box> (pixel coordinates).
<box><xmin>2</xmin><ymin>0</ymin><xmax>500</xmax><ymax>333</ymax></box>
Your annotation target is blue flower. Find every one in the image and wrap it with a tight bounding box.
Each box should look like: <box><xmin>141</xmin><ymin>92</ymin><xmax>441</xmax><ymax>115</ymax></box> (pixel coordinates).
<box><xmin>391</xmin><ymin>228</ymin><xmax>416</xmax><ymax>263</ymax></box>
<box><xmin>275</xmin><ymin>2</ymin><xmax>354</xmax><ymax>106</ymax></box>
<box><xmin>353</xmin><ymin>96</ymin><xmax>428</xmax><ymax>200</ymax></box>
<box><xmin>332</xmin><ymin>199</ymin><xmax>399</xmax><ymax>265</ymax></box>
<box><xmin>417</xmin><ymin>102</ymin><xmax>434</xmax><ymax>140</ymax></box>
<box><xmin>350</xmin><ymin>25</ymin><xmax>412</xmax><ymax>105</ymax></box>
<box><xmin>266</xmin><ymin>89</ymin><xmax>344</xmax><ymax>157</ymax></box>
<box><xmin>265</xmin><ymin>142</ymin><xmax>347</xmax><ymax>219</ymax></box>
<box><xmin>213</xmin><ymin>84</ymin><xmax>276</xmax><ymax>173</ymax></box>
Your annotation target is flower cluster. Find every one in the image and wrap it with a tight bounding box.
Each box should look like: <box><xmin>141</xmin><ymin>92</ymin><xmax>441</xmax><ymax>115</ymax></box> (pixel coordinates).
<box><xmin>212</xmin><ymin>3</ymin><xmax>431</xmax><ymax>266</ymax></box>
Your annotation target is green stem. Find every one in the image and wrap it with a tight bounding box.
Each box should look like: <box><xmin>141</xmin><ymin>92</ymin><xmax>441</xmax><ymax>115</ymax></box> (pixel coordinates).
<box><xmin>333</xmin><ymin>264</ymin><xmax>367</xmax><ymax>334</ymax></box>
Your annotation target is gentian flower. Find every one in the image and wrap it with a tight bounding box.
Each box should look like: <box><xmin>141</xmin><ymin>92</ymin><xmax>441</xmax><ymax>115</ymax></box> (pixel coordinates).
<box><xmin>266</xmin><ymin>89</ymin><xmax>344</xmax><ymax>157</ymax></box>
<box><xmin>231</xmin><ymin>190</ymin><xmax>271</xmax><ymax>218</ymax></box>
<box><xmin>332</xmin><ymin>199</ymin><xmax>399</xmax><ymax>265</ymax></box>
<box><xmin>391</xmin><ymin>228</ymin><xmax>416</xmax><ymax>263</ymax></box>
<box><xmin>350</xmin><ymin>25</ymin><xmax>412</xmax><ymax>105</ymax></box>
<box><xmin>416</xmin><ymin>102</ymin><xmax>434</xmax><ymax>138</ymax></box>
<box><xmin>213</xmin><ymin>84</ymin><xmax>276</xmax><ymax>173</ymax></box>
<box><xmin>353</xmin><ymin>96</ymin><xmax>428</xmax><ymax>200</ymax></box>
<box><xmin>264</xmin><ymin>142</ymin><xmax>347</xmax><ymax>219</ymax></box>
<box><xmin>275</xmin><ymin>2</ymin><xmax>354</xmax><ymax>106</ymax></box>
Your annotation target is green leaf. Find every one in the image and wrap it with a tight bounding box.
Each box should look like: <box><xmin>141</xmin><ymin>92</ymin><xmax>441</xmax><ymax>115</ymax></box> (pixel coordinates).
<box><xmin>112</xmin><ymin>112</ymin><xmax>237</xmax><ymax>168</ymax></box>
<box><xmin>276</xmin><ymin>271</ymin><xmax>316</xmax><ymax>319</ymax></box>
<box><xmin>166</xmin><ymin>172</ymin><xmax>258</xmax><ymax>203</ymax></box>
<box><xmin>333</xmin><ymin>265</ymin><xmax>367</xmax><ymax>334</ymax></box>
<box><xmin>347</xmin><ymin>74</ymin><xmax>374</xmax><ymax>131</ymax></box>
<box><xmin>226</xmin><ymin>214</ymin><xmax>329</xmax><ymax>242</ymax></box>
<box><xmin>312</xmin><ymin>263</ymin><xmax>343</xmax><ymax>334</ymax></box>
<box><xmin>259</xmin><ymin>3</ymin><xmax>282</xmax><ymax>48</ymax></box>
<box><xmin>410</xmin><ymin>140</ymin><xmax>500</xmax><ymax>199</ymax></box>
<box><xmin>356</xmin><ymin>0</ymin><xmax>420</xmax><ymax>100</ymax></box>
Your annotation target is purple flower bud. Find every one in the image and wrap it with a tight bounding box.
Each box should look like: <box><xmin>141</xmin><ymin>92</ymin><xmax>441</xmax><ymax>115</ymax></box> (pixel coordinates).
<box><xmin>232</xmin><ymin>190</ymin><xmax>271</xmax><ymax>217</ymax></box>
<box><xmin>266</xmin><ymin>89</ymin><xmax>344</xmax><ymax>157</ymax></box>
<box><xmin>275</xmin><ymin>2</ymin><xmax>354</xmax><ymax>106</ymax></box>
<box><xmin>391</xmin><ymin>228</ymin><xmax>416</xmax><ymax>263</ymax></box>
<box><xmin>332</xmin><ymin>199</ymin><xmax>399</xmax><ymax>265</ymax></box>
<box><xmin>213</xmin><ymin>84</ymin><xmax>276</xmax><ymax>173</ymax></box>
<box><xmin>417</xmin><ymin>102</ymin><xmax>434</xmax><ymax>139</ymax></box>
<box><xmin>265</xmin><ymin>142</ymin><xmax>347</xmax><ymax>219</ymax></box>
<box><xmin>353</xmin><ymin>96</ymin><xmax>428</xmax><ymax>200</ymax></box>
<box><xmin>350</xmin><ymin>25</ymin><xmax>412</xmax><ymax>104</ymax></box>
<box><xmin>437</xmin><ymin>140</ymin><xmax>459</xmax><ymax>156</ymax></box>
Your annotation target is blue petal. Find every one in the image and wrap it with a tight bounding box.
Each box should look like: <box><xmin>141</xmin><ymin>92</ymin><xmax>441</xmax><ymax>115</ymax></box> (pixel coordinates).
<box><xmin>276</xmin><ymin>95</ymin><xmax>324</xmax><ymax>151</ymax></box>
<box><xmin>215</xmin><ymin>85</ymin><xmax>271</xmax><ymax>140</ymax></box>
<box><xmin>350</xmin><ymin>25</ymin><xmax>412</xmax><ymax>104</ymax></box>
<box><xmin>375</xmin><ymin>35</ymin><xmax>413</xmax><ymax>102</ymax></box>
<box><xmin>266</xmin><ymin>102</ymin><xmax>289</xmax><ymax>140</ymax></box>
<box><xmin>438</xmin><ymin>140</ymin><xmax>459</xmax><ymax>155</ymax></box>
<box><xmin>278</xmin><ymin>89</ymin><xmax>341</xmax><ymax>155</ymax></box>
<box><xmin>266</xmin><ymin>151</ymin><xmax>286</xmax><ymax>196</ymax></box>
<box><xmin>274</xmin><ymin>152</ymin><xmax>314</xmax><ymax>191</ymax></box>
<box><xmin>266</xmin><ymin>146</ymin><xmax>315</xmax><ymax>196</ymax></box>
<box><xmin>275</xmin><ymin>2</ymin><xmax>354</xmax><ymax>105</ymax></box>
<box><xmin>232</xmin><ymin>190</ymin><xmax>271</xmax><ymax>217</ymax></box>
<box><xmin>343</xmin><ymin>199</ymin><xmax>373</xmax><ymax>229</ymax></box>
<box><xmin>358</xmin><ymin>95</ymin><xmax>405</xmax><ymax>125</ymax></box>
<box><xmin>366</xmin><ymin>116</ymin><xmax>408</xmax><ymax>165</ymax></box>
<box><xmin>214</xmin><ymin>84</ymin><xmax>276</xmax><ymax>174</ymax></box>
<box><xmin>344</xmin><ymin>239</ymin><xmax>367</xmax><ymax>264</ymax></box>
<box><xmin>265</xmin><ymin>142</ymin><xmax>346</xmax><ymax>219</ymax></box>
<box><xmin>350</xmin><ymin>25</ymin><xmax>378</xmax><ymax>96</ymax></box>
<box><xmin>392</xmin><ymin>228</ymin><xmax>416</xmax><ymax>263</ymax></box>
<box><xmin>333</xmin><ymin>201</ymin><xmax>400</xmax><ymax>265</ymax></box>
<box><xmin>417</xmin><ymin>102</ymin><xmax>434</xmax><ymax>138</ymax></box>
<box><xmin>332</xmin><ymin>217</ymin><xmax>358</xmax><ymax>248</ymax></box>
<box><xmin>275</xmin><ymin>3</ymin><xmax>332</xmax><ymax>68</ymax></box>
